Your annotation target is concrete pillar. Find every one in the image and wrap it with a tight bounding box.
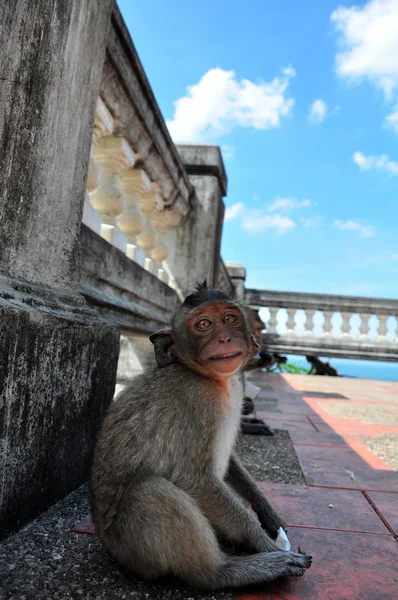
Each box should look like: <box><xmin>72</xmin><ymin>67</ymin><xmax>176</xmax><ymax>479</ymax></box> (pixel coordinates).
<box><xmin>172</xmin><ymin>145</ymin><xmax>227</xmax><ymax>295</ymax></box>
<box><xmin>0</xmin><ymin>0</ymin><xmax>118</xmax><ymax>538</ymax></box>
<box><xmin>226</xmin><ymin>262</ymin><xmax>247</xmax><ymax>299</ymax></box>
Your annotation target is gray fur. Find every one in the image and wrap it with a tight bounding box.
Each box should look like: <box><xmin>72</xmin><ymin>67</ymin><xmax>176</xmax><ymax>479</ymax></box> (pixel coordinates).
<box><xmin>90</xmin><ymin>291</ymin><xmax>312</xmax><ymax>590</ymax></box>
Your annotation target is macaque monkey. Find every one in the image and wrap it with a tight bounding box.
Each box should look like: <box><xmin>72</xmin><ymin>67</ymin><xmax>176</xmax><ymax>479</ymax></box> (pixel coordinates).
<box><xmin>90</xmin><ymin>283</ymin><xmax>312</xmax><ymax>590</ymax></box>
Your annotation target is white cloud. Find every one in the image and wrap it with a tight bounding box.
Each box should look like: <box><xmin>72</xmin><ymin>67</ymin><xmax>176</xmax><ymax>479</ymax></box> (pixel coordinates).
<box><xmin>331</xmin><ymin>0</ymin><xmax>398</xmax><ymax>100</ymax></box>
<box><xmin>221</xmin><ymin>144</ymin><xmax>235</xmax><ymax>161</ymax></box>
<box><xmin>268</xmin><ymin>197</ymin><xmax>311</xmax><ymax>212</ymax></box>
<box><xmin>353</xmin><ymin>151</ymin><xmax>398</xmax><ymax>174</ymax></box>
<box><xmin>308</xmin><ymin>99</ymin><xmax>328</xmax><ymax>124</ymax></box>
<box><xmin>333</xmin><ymin>219</ymin><xmax>375</xmax><ymax>237</ymax></box>
<box><xmin>385</xmin><ymin>104</ymin><xmax>398</xmax><ymax>133</ymax></box>
<box><xmin>224</xmin><ymin>202</ymin><xmax>244</xmax><ymax>221</ymax></box>
<box><xmin>224</xmin><ymin>202</ymin><xmax>296</xmax><ymax>235</ymax></box>
<box><xmin>242</xmin><ymin>213</ymin><xmax>296</xmax><ymax>235</ymax></box>
<box><xmin>166</xmin><ymin>67</ymin><xmax>295</xmax><ymax>142</ymax></box>
<box><xmin>282</xmin><ymin>66</ymin><xmax>297</xmax><ymax>77</ymax></box>
<box><xmin>301</xmin><ymin>216</ymin><xmax>323</xmax><ymax>229</ymax></box>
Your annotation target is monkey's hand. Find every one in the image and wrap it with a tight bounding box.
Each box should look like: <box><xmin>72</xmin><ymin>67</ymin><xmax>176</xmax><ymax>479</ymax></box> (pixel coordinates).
<box><xmin>255</xmin><ymin>503</ymin><xmax>285</xmax><ymax>540</ymax></box>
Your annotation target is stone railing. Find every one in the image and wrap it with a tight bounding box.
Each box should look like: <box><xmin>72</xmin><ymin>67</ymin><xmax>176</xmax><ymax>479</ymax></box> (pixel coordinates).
<box><xmin>216</xmin><ymin>257</ymin><xmax>235</xmax><ymax>296</ymax></box>
<box><xmin>245</xmin><ymin>288</ymin><xmax>398</xmax><ymax>361</ymax></box>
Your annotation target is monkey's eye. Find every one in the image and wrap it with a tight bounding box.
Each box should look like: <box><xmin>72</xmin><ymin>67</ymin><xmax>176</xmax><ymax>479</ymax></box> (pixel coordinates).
<box><xmin>196</xmin><ymin>318</ymin><xmax>212</xmax><ymax>331</ymax></box>
<box><xmin>223</xmin><ymin>313</ymin><xmax>238</xmax><ymax>324</ymax></box>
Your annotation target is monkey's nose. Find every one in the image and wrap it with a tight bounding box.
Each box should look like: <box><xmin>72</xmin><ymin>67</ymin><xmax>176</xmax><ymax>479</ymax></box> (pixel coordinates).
<box><xmin>219</xmin><ymin>335</ymin><xmax>232</xmax><ymax>343</ymax></box>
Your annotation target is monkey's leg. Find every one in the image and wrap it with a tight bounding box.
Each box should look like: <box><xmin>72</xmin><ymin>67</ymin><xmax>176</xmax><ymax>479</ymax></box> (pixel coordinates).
<box><xmin>97</xmin><ymin>476</ymin><xmax>225</xmax><ymax>586</ymax></box>
<box><xmin>212</xmin><ymin>551</ymin><xmax>312</xmax><ymax>590</ymax></box>
<box><xmin>99</xmin><ymin>477</ymin><xmax>311</xmax><ymax>591</ymax></box>
<box><xmin>226</xmin><ymin>454</ymin><xmax>284</xmax><ymax>539</ymax></box>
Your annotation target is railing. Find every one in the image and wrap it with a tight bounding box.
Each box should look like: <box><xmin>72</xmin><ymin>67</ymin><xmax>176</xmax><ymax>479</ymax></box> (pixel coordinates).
<box><xmin>245</xmin><ymin>288</ymin><xmax>398</xmax><ymax>362</ymax></box>
<box><xmin>216</xmin><ymin>257</ymin><xmax>235</xmax><ymax>296</ymax></box>
<box><xmin>81</xmin><ymin>6</ymin><xmax>192</xmax><ymax>292</ymax></box>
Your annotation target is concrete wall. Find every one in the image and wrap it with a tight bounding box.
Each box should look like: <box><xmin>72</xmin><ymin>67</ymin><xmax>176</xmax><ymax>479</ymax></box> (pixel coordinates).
<box><xmin>0</xmin><ymin>0</ymin><xmax>119</xmax><ymax>539</ymax></box>
<box><xmin>170</xmin><ymin>145</ymin><xmax>227</xmax><ymax>295</ymax></box>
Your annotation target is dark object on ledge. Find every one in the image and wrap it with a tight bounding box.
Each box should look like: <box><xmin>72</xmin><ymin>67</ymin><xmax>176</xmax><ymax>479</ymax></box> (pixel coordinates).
<box><xmin>242</xmin><ymin>396</ymin><xmax>255</xmax><ymax>415</ymax></box>
<box><xmin>306</xmin><ymin>356</ymin><xmax>340</xmax><ymax>377</ymax></box>
<box><xmin>241</xmin><ymin>417</ymin><xmax>275</xmax><ymax>436</ymax></box>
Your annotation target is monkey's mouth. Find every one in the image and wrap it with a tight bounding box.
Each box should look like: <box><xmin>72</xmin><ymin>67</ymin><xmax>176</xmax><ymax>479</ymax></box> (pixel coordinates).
<box><xmin>208</xmin><ymin>351</ymin><xmax>242</xmax><ymax>361</ymax></box>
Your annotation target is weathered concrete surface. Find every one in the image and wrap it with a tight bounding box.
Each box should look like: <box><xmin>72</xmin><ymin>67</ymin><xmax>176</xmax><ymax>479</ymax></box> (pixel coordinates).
<box><xmin>171</xmin><ymin>145</ymin><xmax>227</xmax><ymax>294</ymax></box>
<box><xmin>0</xmin><ymin>1</ymin><xmax>121</xmax><ymax>539</ymax></box>
<box><xmin>226</xmin><ymin>262</ymin><xmax>246</xmax><ymax>299</ymax></box>
<box><xmin>0</xmin><ymin>278</ymin><xmax>119</xmax><ymax>539</ymax></box>
<box><xmin>80</xmin><ymin>224</ymin><xmax>179</xmax><ymax>334</ymax></box>
<box><xmin>262</xmin><ymin>333</ymin><xmax>398</xmax><ymax>362</ymax></box>
<box><xmin>101</xmin><ymin>4</ymin><xmax>191</xmax><ymax>222</ymax></box>
<box><xmin>0</xmin><ymin>0</ymin><xmax>113</xmax><ymax>290</ymax></box>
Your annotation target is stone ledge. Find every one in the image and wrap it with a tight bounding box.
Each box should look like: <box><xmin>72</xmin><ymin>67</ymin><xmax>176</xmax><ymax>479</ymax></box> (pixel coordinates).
<box><xmin>176</xmin><ymin>144</ymin><xmax>227</xmax><ymax>197</ymax></box>
<box><xmin>102</xmin><ymin>3</ymin><xmax>191</xmax><ymax>222</ymax></box>
<box><xmin>263</xmin><ymin>333</ymin><xmax>398</xmax><ymax>362</ymax></box>
<box><xmin>80</xmin><ymin>224</ymin><xmax>179</xmax><ymax>334</ymax></box>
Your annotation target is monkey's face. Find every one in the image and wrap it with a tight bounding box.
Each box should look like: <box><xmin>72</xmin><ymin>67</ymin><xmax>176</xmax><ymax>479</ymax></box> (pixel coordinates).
<box><xmin>182</xmin><ymin>303</ymin><xmax>252</xmax><ymax>376</ymax></box>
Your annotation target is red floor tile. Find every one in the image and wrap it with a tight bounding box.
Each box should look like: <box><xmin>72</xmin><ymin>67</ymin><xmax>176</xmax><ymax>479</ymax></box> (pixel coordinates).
<box><xmin>289</xmin><ymin>430</ymin><xmax>348</xmax><ymax>447</ymax></box>
<box><xmin>235</xmin><ymin>529</ymin><xmax>398</xmax><ymax>600</ymax></box>
<box><xmin>255</xmin><ymin>416</ymin><xmax>317</xmax><ymax>433</ymax></box>
<box><xmin>257</xmin><ymin>482</ymin><xmax>389</xmax><ymax>534</ymax></box>
<box><xmin>294</xmin><ymin>445</ymin><xmax>398</xmax><ymax>492</ymax></box>
<box><xmin>366</xmin><ymin>491</ymin><xmax>398</xmax><ymax>536</ymax></box>
<box><xmin>72</xmin><ymin>513</ymin><xmax>95</xmax><ymax>535</ymax></box>
<box><xmin>257</xmin><ymin>412</ymin><xmax>311</xmax><ymax>423</ymax></box>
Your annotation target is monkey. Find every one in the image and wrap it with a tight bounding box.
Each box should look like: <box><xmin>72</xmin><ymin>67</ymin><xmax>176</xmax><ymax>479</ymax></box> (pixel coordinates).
<box><xmin>306</xmin><ymin>355</ymin><xmax>340</xmax><ymax>376</ymax></box>
<box><xmin>90</xmin><ymin>283</ymin><xmax>312</xmax><ymax>590</ymax></box>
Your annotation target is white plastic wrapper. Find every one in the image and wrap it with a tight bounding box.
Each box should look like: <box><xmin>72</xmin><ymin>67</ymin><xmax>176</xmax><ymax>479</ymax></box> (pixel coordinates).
<box><xmin>244</xmin><ymin>379</ymin><xmax>261</xmax><ymax>400</ymax></box>
<box><xmin>275</xmin><ymin>527</ymin><xmax>291</xmax><ymax>551</ymax></box>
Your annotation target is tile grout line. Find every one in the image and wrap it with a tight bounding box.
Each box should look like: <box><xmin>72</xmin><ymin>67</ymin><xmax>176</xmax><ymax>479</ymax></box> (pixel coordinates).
<box><xmin>362</xmin><ymin>491</ymin><xmax>398</xmax><ymax>540</ymax></box>
<box><xmin>285</xmin><ymin>523</ymin><xmax>392</xmax><ymax>536</ymax></box>
<box><xmin>308</xmin><ymin>483</ymin><xmax>398</xmax><ymax>494</ymax></box>
<box><xmin>306</xmin><ymin>415</ymin><xmax>320</xmax><ymax>432</ymax></box>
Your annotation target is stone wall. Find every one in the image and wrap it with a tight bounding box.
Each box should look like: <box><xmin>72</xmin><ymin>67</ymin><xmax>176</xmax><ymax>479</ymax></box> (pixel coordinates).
<box><xmin>0</xmin><ymin>0</ymin><xmax>119</xmax><ymax>539</ymax></box>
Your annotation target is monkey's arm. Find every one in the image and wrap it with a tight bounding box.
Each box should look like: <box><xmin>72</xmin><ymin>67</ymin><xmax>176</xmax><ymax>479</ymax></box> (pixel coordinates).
<box><xmin>185</xmin><ymin>476</ymin><xmax>280</xmax><ymax>554</ymax></box>
<box><xmin>226</xmin><ymin>453</ymin><xmax>284</xmax><ymax>539</ymax></box>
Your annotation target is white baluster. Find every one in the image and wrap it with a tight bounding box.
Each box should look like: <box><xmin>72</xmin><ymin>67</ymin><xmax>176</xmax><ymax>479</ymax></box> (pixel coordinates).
<box><xmin>322</xmin><ymin>311</ymin><xmax>334</xmax><ymax>338</ymax></box>
<box><xmin>358</xmin><ymin>313</ymin><xmax>371</xmax><ymax>342</ymax></box>
<box><xmin>137</xmin><ymin>186</ymin><xmax>164</xmax><ymax>273</ymax></box>
<box><xmin>151</xmin><ymin>210</ymin><xmax>170</xmax><ymax>282</ymax></box>
<box><xmin>285</xmin><ymin>308</ymin><xmax>296</xmax><ymax>337</ymax></box>
<box><xmin>340</xmin><ymin>312</ymin><xmax>352</xmax><ymax>341</ymax></box>
<box><xmin>377</xmin><ymin>315</ymin><xmax>389</xmax><ymax>344</ymax></box>
<box><xmin>392</xmin><ymin>317</ymin><xmax>398</xmax><ymax>344</ymax></box>
<box><xmin>268</xmin><ymin>307</ymin><xmax>279</xmax><ymax>334</ymax></box>
<box><xmin>90</xmin><ymin>135</ymin><xmax>135</xmax><ymax>251</ymax></box>
<box><xmin>83</xmin><ymin>159</ymin><xmax>102</xmax><ymax>234</ymax></box>
<box><xmin>303</xmin><ymin>310</ymin><xmax>315</xmax><ymax>337</ymax></box>
<box><xmin>118</xmin><ymin>168</ymin><xmax>150</xmax><ymax>266</ymax></box>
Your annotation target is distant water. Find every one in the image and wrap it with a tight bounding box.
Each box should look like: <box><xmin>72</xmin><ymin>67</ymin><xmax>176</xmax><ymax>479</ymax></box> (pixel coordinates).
<box><xmin>286</xmin><ymin>355</ymin><xmax>398</xmax><ymax>383</ymax></box>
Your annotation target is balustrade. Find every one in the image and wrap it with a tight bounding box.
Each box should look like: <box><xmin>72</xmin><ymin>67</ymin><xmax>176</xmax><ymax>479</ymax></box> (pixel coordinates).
<box><xmin>262</xmin><ymin>306</ymin><xmax>397</xmax><ymax>345</ymax></box>
<box><xmin>82</xmin><ymin>98</ymin><xmax>184</xmax><ymax>287</ymax></box>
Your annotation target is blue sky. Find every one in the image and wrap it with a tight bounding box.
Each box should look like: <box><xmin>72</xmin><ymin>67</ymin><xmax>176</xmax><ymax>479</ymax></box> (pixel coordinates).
<box><xmin>118</xmin><ymin>0</ymin><xmax>398</xmax><ymax>298</ymax></box>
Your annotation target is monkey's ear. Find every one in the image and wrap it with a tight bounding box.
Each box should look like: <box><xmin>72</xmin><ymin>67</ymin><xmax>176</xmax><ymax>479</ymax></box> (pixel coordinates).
<box><xmin>149</xmin><ymin>329</ymin><xmax>177</xmax><ymax>367</ymax></box>
<box><xmin>251</xmin><ymin>335</ymin><xmax>261</xmax><ymax>351</ymax></box>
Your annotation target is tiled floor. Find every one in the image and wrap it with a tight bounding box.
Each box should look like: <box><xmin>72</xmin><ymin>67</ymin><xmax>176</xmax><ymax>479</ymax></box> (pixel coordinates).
<box><xmin>237</xmin><ymin>373</ymin><xmax>398</xmax><ymax>600</ymax></box>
